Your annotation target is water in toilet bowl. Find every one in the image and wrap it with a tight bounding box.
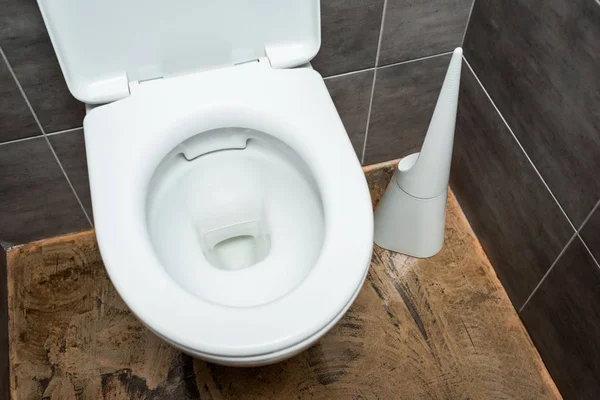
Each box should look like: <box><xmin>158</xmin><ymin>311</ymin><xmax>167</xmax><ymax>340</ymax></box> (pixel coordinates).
<box><xmin>146</xmin><ymin>128</ymin><xmax>325</xmax><ymax>308</ymax></box>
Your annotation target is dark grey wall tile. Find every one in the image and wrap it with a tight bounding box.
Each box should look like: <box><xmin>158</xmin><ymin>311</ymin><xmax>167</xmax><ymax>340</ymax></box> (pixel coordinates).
<box><xmin>450</xmin><ymin>62</ymin><xmax>573</xmax><ymax>309</ymax></box>
<box><xmin>48</xmin><ymin>129</ymin><xmax>93</xmax><ymax>221</ymax></box>
<box><xmin>312</xmin><ymin>0</ymin><xmax>385</xmax><ymax>77</ymax></box>
<box><xmin>0</xmin><ymin>246</ymin><xmax>7</xmax><ymax>400</ymax></box>
<box><xmin>325</xmin><ymin>70</ymin><xmax>374</xmax><ymax>160</ymax></box>
<box><xmin>520</xmin><ymin>237</ymin><xmax>600</xmax><ymax>399</ymax></box>
<box><xmin>463</xmin><ymin>0</ymin><xmax>600</xmax><ymax>226</ymax></box>
<box><xmin>378</xmin><ymin>0</ymin><xmax>472</xmax><ymax>66</ymax></box>
<box><xmin>0</xmin><ymin>53</ymin><xmax>40</xmax><ymax>142</ymax></box>
<box><xmin>0</xmin><ymin>137</ymin><xmax>90</xmax><ymax>245</ymax></box>
<box><xmin>581</xmin><ymin>203</ymin><xmax>600</xmax><ymax>263</ymax></box>
<box><xmin>0</xmin><ymin>0</ymin><xmax>84</xmax><ymax>133</ymax></box>
<box><xmin>364</xmin><ymin>54</ymin><xmax>449</xmax><ymax>165</ymax></box>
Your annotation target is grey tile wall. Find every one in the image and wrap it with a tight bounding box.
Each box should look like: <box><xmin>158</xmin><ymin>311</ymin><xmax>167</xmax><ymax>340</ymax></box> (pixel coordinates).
<box><xmin>324</xmin><ymin>70</ymin><xmax>374</xmax><ymax>158</ymax></box>
<box><xmin>0</xmin><ymin>0</ymin><xmax>85</xmax><ymax>133</ymax></box>
<box><xmin>48</xmin><ymin>129</ymin><xmax>93</xmax><ymax>220</ymax></box>
<box><xmin>450</xmin><ymin>63</ymin><xmax>573</xmax><ymax>308</ymax></box>
<box><xmin>456</xmin><ymin>0</ymin><xmax>600</xmax><ymax>397</ymax></box>
<box><xmin>312</xmin><ymin>0</ymin><xmax>385</xmax><ymax>76</ymax></box>
<box><xmin>463</xmin><ymin>0</ymin><xmax>600</xmax><ymax>227</ymax></box>
<box><xmin>0</xmin><ymin>51</ymin><xmax>39</xmax><ymax>142</ymax></box>
<box><xmin>0</xmin><ymin>137</ymin><xmax>91</xmax><ymax>245</ymax></box>
<box><xmin>378</xmin><ymin>0</ymin><xmax>472</xmax><ymax>66</ymax></box>
<box><xmin>0</xmin><ymin>0</ymin><xmax>473</xmax><ymax>245</ymax></box>
<box><xmin>364</xmin><ymin>54</ymin><xmax>450</xmax><ymax>164</ymax></box>
<box><xmin>520</xmin><ymin>237</ymin><xmax>600</xmax><ymax>399</ymax></box>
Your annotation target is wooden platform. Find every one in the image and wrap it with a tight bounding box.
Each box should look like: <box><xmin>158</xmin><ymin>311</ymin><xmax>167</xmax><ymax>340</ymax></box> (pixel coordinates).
<box><xmin>6</xmin><ymin>161</ymin><xmax>560</xmax><ymax>399</ymax></box>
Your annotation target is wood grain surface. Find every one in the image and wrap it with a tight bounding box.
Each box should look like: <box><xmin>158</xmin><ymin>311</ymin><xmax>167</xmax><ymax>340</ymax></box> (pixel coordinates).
<box><xmin>7</xmin><ymin>160</ymin><xmax>560</xmax><ymax>399</ymax></box>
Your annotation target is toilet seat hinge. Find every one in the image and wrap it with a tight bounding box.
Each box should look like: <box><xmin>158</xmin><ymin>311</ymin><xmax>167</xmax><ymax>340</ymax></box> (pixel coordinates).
<box><xmin>127</xmin><ymin>57</ymin><xmax>271</xmax><ymax>94</ymax></box>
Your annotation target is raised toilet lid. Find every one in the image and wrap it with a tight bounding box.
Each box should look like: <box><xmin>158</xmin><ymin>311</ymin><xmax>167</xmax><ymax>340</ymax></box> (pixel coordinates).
<box><xmin>37</xmin><ymin>0</ymin><xmax>320</xmax><ymax>103</ymax></box>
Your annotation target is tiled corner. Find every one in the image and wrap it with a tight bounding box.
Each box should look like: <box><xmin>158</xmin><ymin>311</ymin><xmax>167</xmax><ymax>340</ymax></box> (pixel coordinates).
<box><xmin>449</xmin><ymin>61</ymin><xmax>574</xmax><ymax>309</ymax></box>
<box><xmin>0</xmin><ymin>51</ymin><xmax>40</xmax><ymax>143</ymax></box>
<box><xmin>0</xmin><ymin>246</ymin><xmax>7</xmax><ymax>400</ymax></box>
<box><xmin>520</xmin><ymin>237</ymin><xmax>600</xmax><ymax>399</ymax></box>
<box><xmin>325</xmin><ymin>70</ymin><xmax>374</xmax><ymax>160</ymax></box>
<box><xmin>0</xmin><ymin>137</ymin><xmax>90</xmax><ymax>246</ymax></box>
<box><xmin>363</xmin><ymin>53</ymin><xmax>450</xmax><ymax>165</ymax></box>
<box><xmin>377</xmin><ymin>0</ymin><xmax>473</xmax><ymax>66</ymax></box>
<box><xmin>0</xmin><ymin>0</ymin><xmax>84</xmax><ymax>133</ymax></box>
<box><xmin>48</xmin><ymin>129</ymin><xmax>93</xmax><ymax>221</ymax></box>
<box><xmin>581</xmin><ymin>202</ymin><xmax>600</xmax><ymax>262</ymax></box>
<box><xmin>463</xmin><ymin>0</ymin><xmax>600</xmax><ymax>226</ymax></box>
<box><xmin>312</xmin><ymin>0</ymin><xmax>385</xmax><ymax>77</ymax></box>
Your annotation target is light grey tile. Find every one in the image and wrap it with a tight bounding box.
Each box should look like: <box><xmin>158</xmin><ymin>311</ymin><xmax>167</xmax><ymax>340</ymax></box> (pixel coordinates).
<box><xmin>0</xmin><ymin>137</ymin><xmax>90</xmax><ymax>245</ymax></box>
<box><xmin>520</xmin><ymin>237</ymin><xmax>600</xmax><ymax>399</ymax></box>
<box><xmin>0</xmin><ymin>52</ymin><xmax>40</xmax><ymax>142</ymax></box>
<box><xmin>48</xmin><ymin>129</ymin><xmax>93</xmax><ymax>221</ymax></box>
<box><xmin>364</xmin><ymin>54</ymin><xmax>450</xmax><ymax>165</ymax></box>
<box><xmin>0</xmin><ymin>0</ymin><xmax>84</xmax><ymax>133</ymax></box>
<box><xmin>464</xmin><ymin>0</ymin><xmax>600</xmax><ymax>226</ymax></box>
<box><xmin>378</xmin><ymin>0</ymin><xmax>472</xmax><ymax>66</ymax></box>
<box><xmin>312</xmin><ymin>0</ymin><xmax>385</xmax><ymax>77</ymax></box>
<box><xmin>325</xmin><ymin>70</ymin><xmax>374</xmax><ymax>160</ymax></box>
<box><xmin>450</xmin><ymin>61</ymin><xmax>574</xmax><ymax>309</ymax></box>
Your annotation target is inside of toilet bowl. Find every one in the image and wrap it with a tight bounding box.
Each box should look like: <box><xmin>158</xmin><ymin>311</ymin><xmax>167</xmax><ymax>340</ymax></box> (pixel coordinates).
<box><xmin>146</xmin><ymin>127</ymin><xmax>325</xmax><ymax>308</ymax></box>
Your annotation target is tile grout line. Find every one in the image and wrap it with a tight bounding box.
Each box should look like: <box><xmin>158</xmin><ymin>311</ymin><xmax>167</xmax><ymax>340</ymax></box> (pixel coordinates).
<box><xmin>322</xmin><ymin>66</ymin><xmax>375</xmax><ymax>81</ymax></box>
<box><xmin>576</xmin><ymin>197</ymin><xmax>600</xmax><ymax>270</ymax></box>
<box><xmin>461</xmin><ymin>0</ymin><xmax>476</xmax><ymax>46</ymax></box>
<box><xmin>46</xmin><ymin>126</ymin><xmax>83</xmax><ymax>137</ymax></box>
<box><xmin>44</xmin><ymin>136</ymin><xmax>94</xmax><ymax>227</ymax></box>
<box><xmin>518</xmin><ymin>232</ymin><xmax>578</xmax><ymax>313</ymax></box>
<box><xmin>0</xmin><ymin>127</ymin><xmax>83</xmax><ymax>147</ymax></box>
<box><xmin>361</xmin><ymin>72</ymin><xmax>378</xmax><ymax>165</ymax></box>
<box><xmin>323</xmin><ymin>50</ymin><xmax>454</xmax><ymax>82</ymax></box>
<box><xmin>463</xmin><ymin>56</ymin><xmax>577</xmax><ymax>233</ymax></box>
<box><xmin>360</xmin><ymin>0</ymin><xmax>388</xmax><ymax>164</ymax></box>
<box><xmin>578</xmin><ymin>232</ymin><xmax>600</xmax><ymax>271</ymax></box>
<box><xmin>376</xmin><ymin>50</ymin><xmax>454</xmax><ymax>71</ymax></box>
<box><xmin>0</xmin><ymin>45</ymin><xmax>45</xmax><ymax>144</ymax></box>
<box><xmin>0</xmin><ymin>46</ymin><xmax>93</xmax><ymax>228</ymax></box>
<box><xmin>576</xmin><ymin>197</ymin><xmax>600</xmax><ymax>233</ymax></box>
<box><xmin>0</xmin><ymin>46</ymin><xmax>46</xmax><ymax>138</ymax></box>
<box><xmin>0</xmin><ymin>134</ymin><xmax>45</xmax><ymax>147</ymax></box>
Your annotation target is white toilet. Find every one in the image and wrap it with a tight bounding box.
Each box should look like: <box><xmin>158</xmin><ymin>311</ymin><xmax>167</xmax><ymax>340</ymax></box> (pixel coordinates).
<box><xmin>38</xmin><ymin>0</ymin><xmax>373</xmax><ymax>365</ymax></box>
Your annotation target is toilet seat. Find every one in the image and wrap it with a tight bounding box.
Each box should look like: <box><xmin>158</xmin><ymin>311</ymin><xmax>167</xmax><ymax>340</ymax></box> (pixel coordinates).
<box><xmin>161</xmin><ymin>270</ymin><xmax>367</xmax><ymax>367</ymax></box>
<box><xmin>84</xmin><ymin>63</ymin><xmax>373</xmax><ymax>357</ymax></box>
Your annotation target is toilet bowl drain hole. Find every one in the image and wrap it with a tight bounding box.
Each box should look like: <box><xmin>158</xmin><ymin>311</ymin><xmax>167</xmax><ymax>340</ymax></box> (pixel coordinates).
<box><xmin>200</xmin><ymin>220</ymin><xmax>271</xmax><ymax>271</ymax></box>
<box><xmin>209</xmin><ymin>234</ymin><xmax>270</xmax><ymax>271</ymax></box>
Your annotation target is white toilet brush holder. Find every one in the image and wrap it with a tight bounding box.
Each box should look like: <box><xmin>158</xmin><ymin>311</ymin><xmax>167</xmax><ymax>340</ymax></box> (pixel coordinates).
<box><xmin>373</xmin><ymin>48</ymin><xmax>463</xmax><ymax>258</ymax></box>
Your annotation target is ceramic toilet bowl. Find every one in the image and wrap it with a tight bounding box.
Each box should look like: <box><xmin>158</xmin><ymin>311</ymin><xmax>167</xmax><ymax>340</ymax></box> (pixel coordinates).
<box><xmin>84</xmin><ymin>63</ymin><xmax>373</xmax><ymax>365</ymax></box>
